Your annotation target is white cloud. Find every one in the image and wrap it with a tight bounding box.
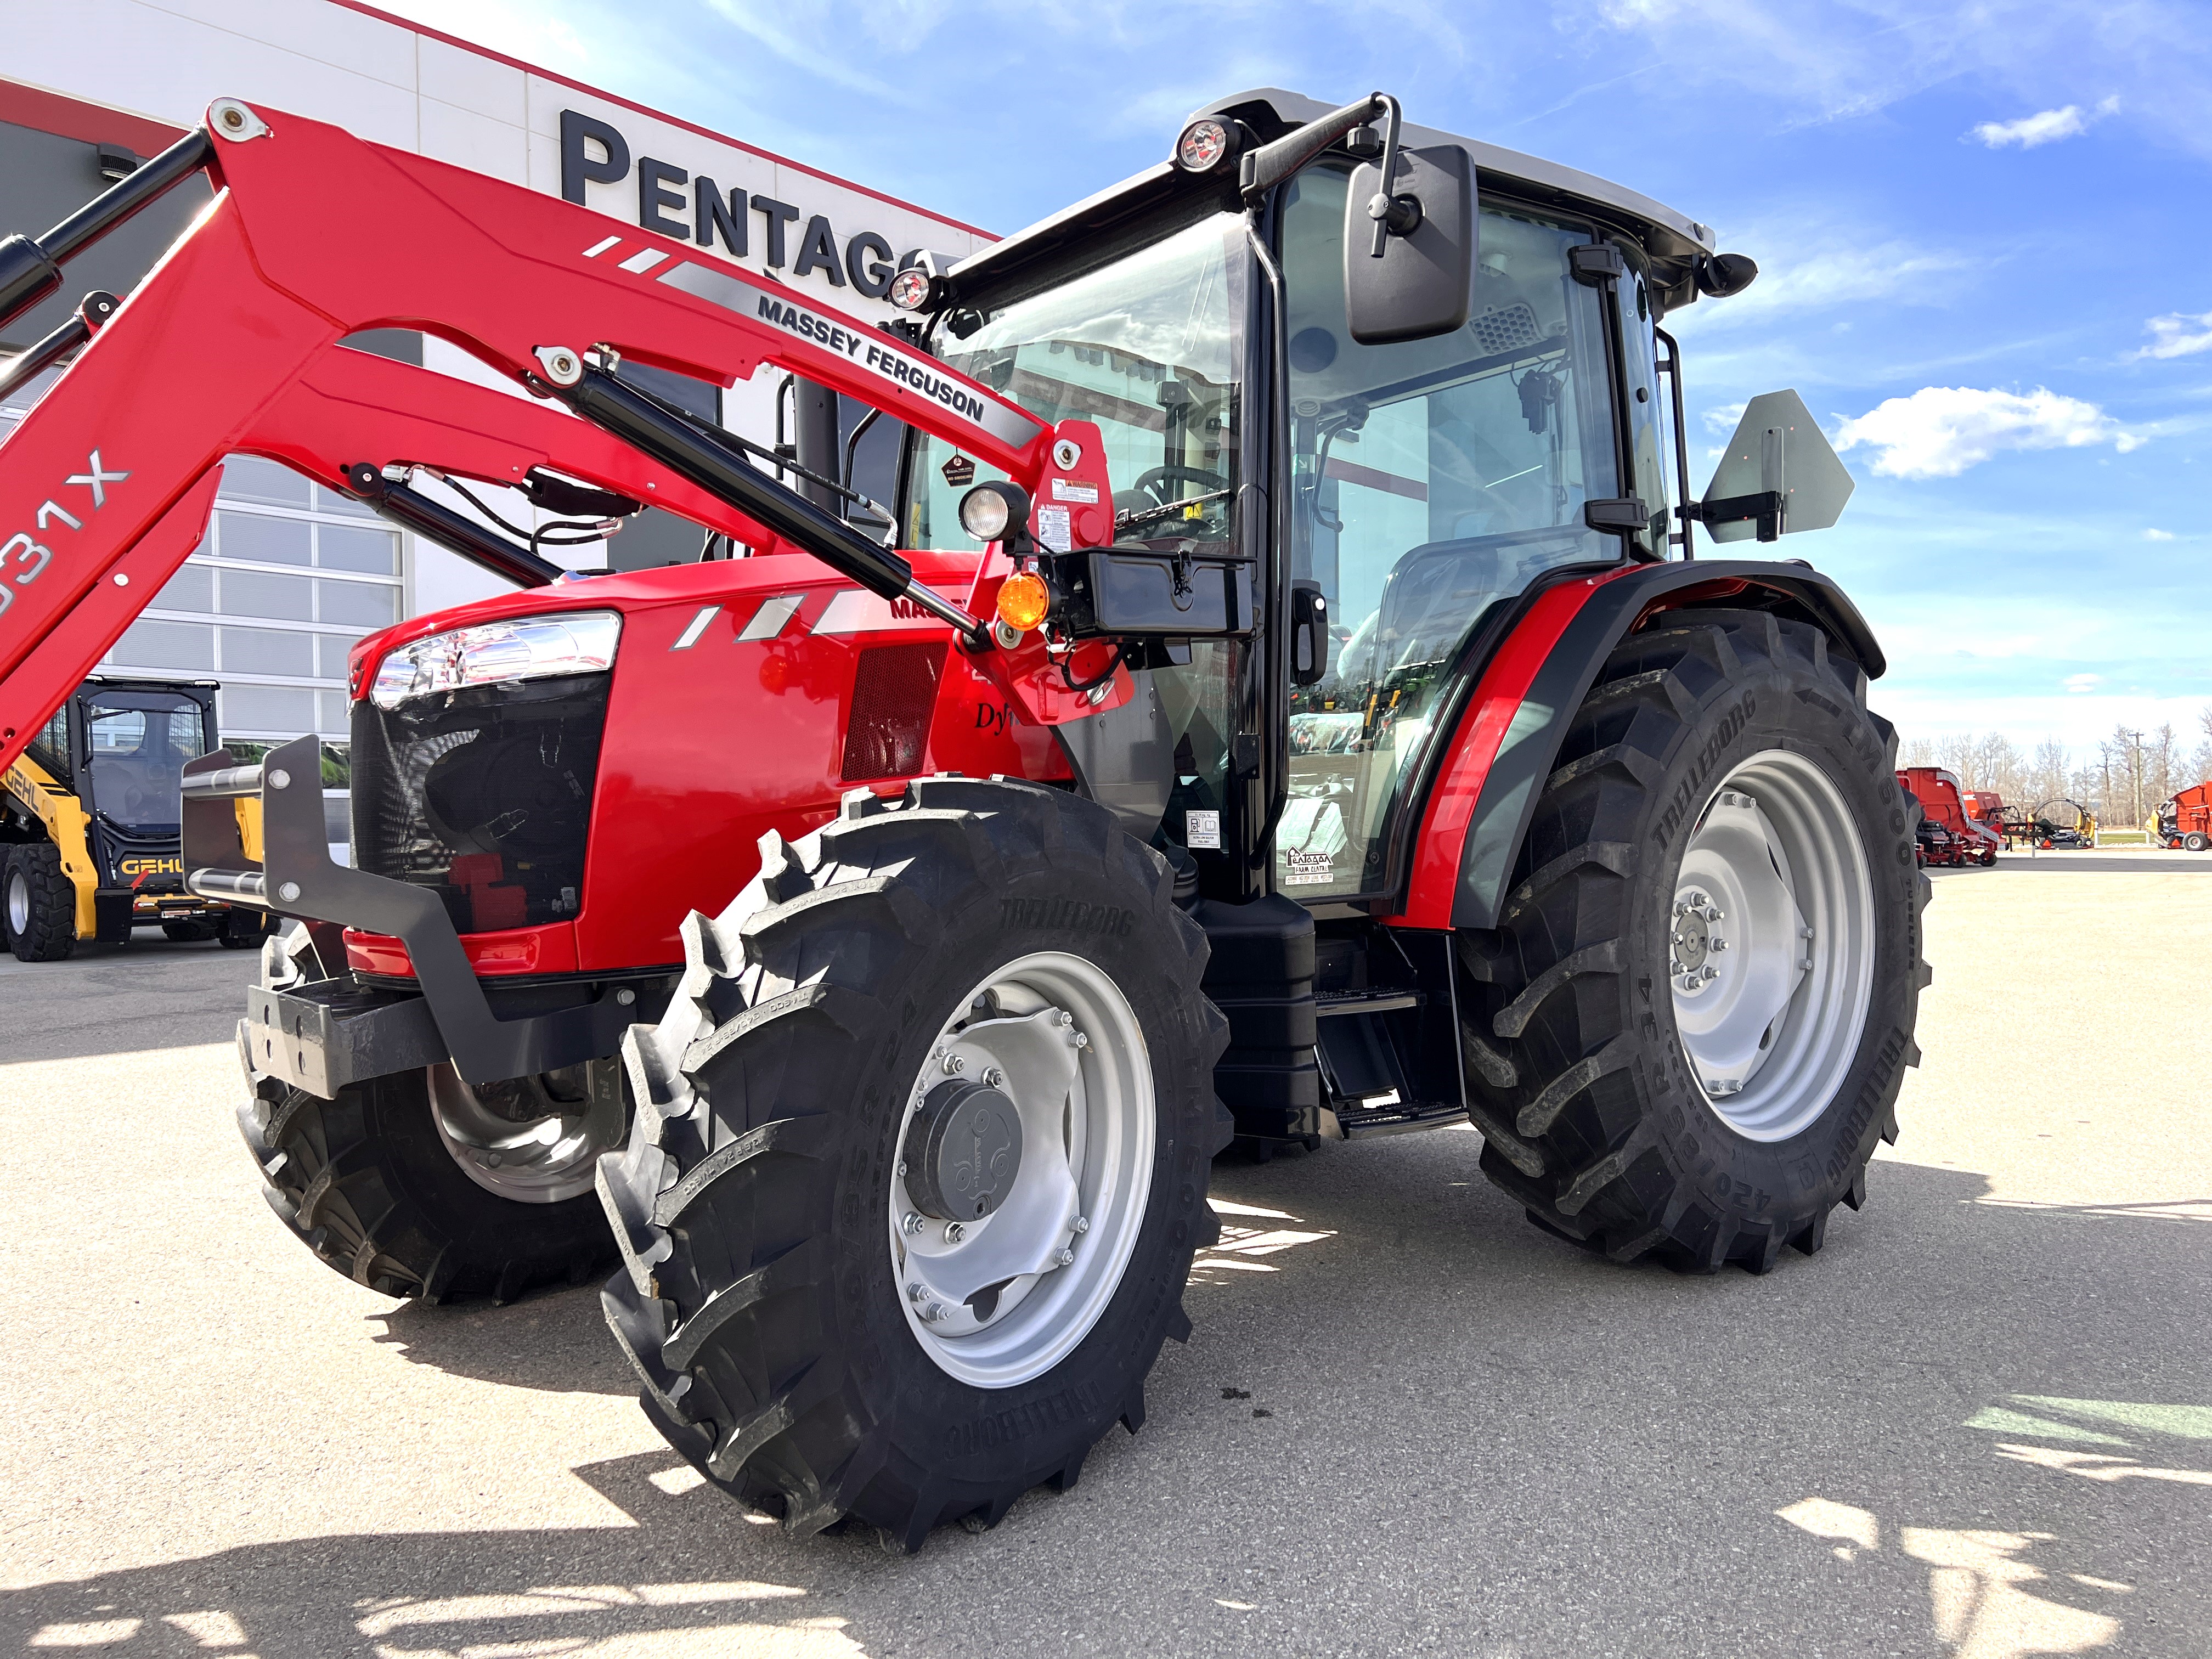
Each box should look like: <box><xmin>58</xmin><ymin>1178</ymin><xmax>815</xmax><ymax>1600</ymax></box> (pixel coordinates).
<box><xmin>2143</xmin><ymin>528</ymin><xmax>2177</xmax><ymax>541</ymax></box>
<box><xmin>2138</xmin><ymin>310</ymin><xmax>2212</xmax><ymax>359</ymax></box>
<box><xmin>1833</xmin><ymin>386</ymin><xmax>2143</xmax><ymax>479</ymax></box>
<box><xmin>1968</xmin><ymin>96</ymin><xmax>2118</xmax><ymax>149</ymax></box>
<box><xmin>1702</xmin><ymin>400</ymin><xmax>1747</xmax><ymax>436</ymax></box>
<box><xmin>1672</xmin><ymin>234</ymin><xmax>1970</xmax><ymax>331</ymax></box>
<box><xmin>2063</xmin><ymin>674</ymin><xmax>2102</xmax><ymax>693</ymax></box>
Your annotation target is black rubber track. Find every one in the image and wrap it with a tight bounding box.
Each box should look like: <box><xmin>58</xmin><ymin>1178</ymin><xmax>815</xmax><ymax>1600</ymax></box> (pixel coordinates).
<box><xmin>7</xmin><ymin>842</ymin><xmax>78</xmax><ymax>962</ymax></box>
<box><xmin>235</xmin><ymin>929</ymin><xmax>618</xmax><ymax>1303</ymax></box>
<box><xmin>597</xmin><ymin>777</ymin><xmax>1231</xmax><ymax>1550</ymax></box>
<box><xmin>1457</xmin><ymin>611</ymin><xmax>1930</xmax><ymax>1273</ymax></box>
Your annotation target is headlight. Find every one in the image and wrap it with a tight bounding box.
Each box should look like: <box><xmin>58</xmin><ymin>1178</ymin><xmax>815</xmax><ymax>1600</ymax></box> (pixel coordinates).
<box><xmin>369</xmin><ymin>611</ymin><xmax>622</xmax><ymax>709</ymax></box>
<box><xmin>958</xmin><ymin>481</ymin><xmax>1030</xmax><ymax>541</ymax></box>
<box><xmin>889</xmin><ymin>268</ymin><xmax>937</xmax><ymax>311</ymax></box>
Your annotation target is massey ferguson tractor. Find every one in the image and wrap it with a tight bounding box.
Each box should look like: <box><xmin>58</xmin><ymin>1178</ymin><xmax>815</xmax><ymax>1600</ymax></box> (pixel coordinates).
<box><xmin>0</xmin><ymin>88</ymin><xmax>1926</xmax><ymax>1549</ymax></box>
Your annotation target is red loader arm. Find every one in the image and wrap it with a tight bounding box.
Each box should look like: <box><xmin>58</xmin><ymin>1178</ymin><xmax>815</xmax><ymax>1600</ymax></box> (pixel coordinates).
<box><xmin>0</xmin><ymin>98</ymin><xmax>1119</xmax><ymax>774</ymax></box>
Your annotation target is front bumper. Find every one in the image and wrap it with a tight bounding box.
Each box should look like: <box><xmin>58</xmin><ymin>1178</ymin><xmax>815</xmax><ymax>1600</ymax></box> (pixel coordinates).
<box><xmin>184</xmin><ymin>735</ymin><xmax>640</xmax><ymax>1099</ymax></box>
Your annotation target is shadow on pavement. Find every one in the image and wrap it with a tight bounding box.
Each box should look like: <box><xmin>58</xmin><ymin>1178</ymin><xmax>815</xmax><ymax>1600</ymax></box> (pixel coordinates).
<box><xmin>366</xmin><ymin>1284</ymin><xmax>638</xmax><ymax>1398</ymax></box>
<box><xmin>0</xmin><ymin>941</ymin><xmax>259</xmax><ymax>1066</ymax></box>
<box><xmin>70</xmin><ymin>1138</ymin><xmax>2196</xmax><ymax>1656</ymax></box>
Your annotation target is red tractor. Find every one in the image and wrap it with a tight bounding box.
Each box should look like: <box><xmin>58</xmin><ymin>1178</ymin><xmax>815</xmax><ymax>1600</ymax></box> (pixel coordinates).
<box><xmin>1897</xmin><ymin>767</ymin><xmax>1996</xmax><ymax>866</ymax></box>
<box><xmin>2159</xmin><ymin>782</ymin><xmax>2212</xmax><ymax>850</ymax></box>
<box><xmin>0</xmin><ymin>90</ymin><xmax>1925</xmax><ymax>1547</ymax></box>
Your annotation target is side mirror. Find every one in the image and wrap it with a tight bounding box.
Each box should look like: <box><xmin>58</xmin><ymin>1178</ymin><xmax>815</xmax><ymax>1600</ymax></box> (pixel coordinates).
<box><xmin>1700</xmin><ymin>389</ymin><xmax>1855</xmax><ymax>544</ymax></box>
<box><xmin>1343</xmin><ymin>144</ymin><xmax>1474</xmax><ymax>346</ymax></box>
<box><xmin>1289</xmin><ymin>580</ymin><xmax>1329</xmax><ymax>685</ymax></box>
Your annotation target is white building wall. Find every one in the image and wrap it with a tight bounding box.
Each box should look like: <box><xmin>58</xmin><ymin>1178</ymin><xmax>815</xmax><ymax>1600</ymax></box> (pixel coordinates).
<box><xmin>7</xmin><ymin>0</ymin><xmax>990</xmax><ymax>630</ymax></box>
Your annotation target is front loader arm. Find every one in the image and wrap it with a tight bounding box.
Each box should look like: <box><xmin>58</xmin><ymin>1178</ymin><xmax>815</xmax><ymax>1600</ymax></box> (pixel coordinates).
<box><xmin>0</xmin><ymin>98</ymin><xmax>1081</xmax><ymax>775</ymax></box>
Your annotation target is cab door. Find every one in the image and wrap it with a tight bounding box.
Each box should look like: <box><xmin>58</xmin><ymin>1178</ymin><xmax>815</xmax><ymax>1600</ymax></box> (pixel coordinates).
<box><xmin>1272</xmin><ymin>163</ymin><xmax>1630</xmax><ymax>902</ymax></box>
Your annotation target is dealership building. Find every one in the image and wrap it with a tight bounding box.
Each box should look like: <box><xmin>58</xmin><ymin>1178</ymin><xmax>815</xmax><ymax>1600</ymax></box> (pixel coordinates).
<box><xmin>1</xmin><ymin>0</ymin><xmax>988</xmax><ymax>768</ymax></box>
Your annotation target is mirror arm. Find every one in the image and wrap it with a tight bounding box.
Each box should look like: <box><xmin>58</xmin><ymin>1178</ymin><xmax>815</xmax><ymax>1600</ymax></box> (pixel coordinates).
<box><xmin>1365</xmin><ymin>94</ymin><xmax>1416</xmax><ymax>256</ymax></box>
<box><xmin>1239</xmin><ymin>93</ymin><xmax>1390</xmax><ymax>203</ymax></box>
<box><xmin>1655</xmin><ymin>325</ymin><xmax>1694</xmax><ymax>559</ymax></box>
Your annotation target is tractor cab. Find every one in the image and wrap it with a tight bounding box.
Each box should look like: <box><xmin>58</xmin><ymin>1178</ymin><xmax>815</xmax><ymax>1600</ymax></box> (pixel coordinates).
<box><xmin>898</xmin><ymin>89</ymin><xmax>1849</xmax><ymax>915</ymax></box>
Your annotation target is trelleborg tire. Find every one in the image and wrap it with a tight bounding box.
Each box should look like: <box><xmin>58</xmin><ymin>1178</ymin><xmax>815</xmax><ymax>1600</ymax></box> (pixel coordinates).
<box><xmin>236</xmin><ymin>927</ymin><xmax>622</xmax><ymax>1302</ymax></box>
<box><xmin>7</xmin><ymin>843</ymin><xmax>77</xmax><ymax>962</ymax></box>
<box><xmin>596</xmin><ymin>776</ymin><xmax>1230</xmax><ymax>1549</ymax></box>
<box><xmin>1458</xmin><ymin>610</ymin><xmax>1929</xmax><ymax>1273</ymax></box>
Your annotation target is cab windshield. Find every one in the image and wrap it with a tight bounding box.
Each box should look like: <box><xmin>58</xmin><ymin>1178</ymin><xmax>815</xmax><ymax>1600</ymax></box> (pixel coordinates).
<box><xmin>903</xmin><ymin>211</ymin><xmax>1246</xmax><ymax>551</ymax></box>
<box><xmin>904</xmin><ymin>210</ymin><xmax>1251</xmax><ymax>833</ymax></box>
<box><xmin>82</xmin><ymin>691</ymin><xmax>206</xmax><ymax>835</ymax></box>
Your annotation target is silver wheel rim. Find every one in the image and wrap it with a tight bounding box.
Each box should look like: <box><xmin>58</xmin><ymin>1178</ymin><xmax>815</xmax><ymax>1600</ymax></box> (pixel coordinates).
<box><xmin>889</xmin><ymin>950</ymin><xmax>1155</xmax><ymax>1389</ymax></box>
<box><xmin>5</xmin><ymin>869</ymin><xmax>27</xmax><ymax>937</ymax></box>
<box><xmin>1669</xmin><ymin>749</ymin><xmax>1875</xmax><ymax>1142</ymax></box>
<box><xmin>426</xmin><ymin>1062</ymin><xmax>624</xmax><ymax>1204</ymax></box>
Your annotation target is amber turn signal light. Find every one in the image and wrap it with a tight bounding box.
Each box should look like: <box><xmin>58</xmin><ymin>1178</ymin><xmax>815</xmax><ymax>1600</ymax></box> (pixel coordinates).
<box><xmin>996</xmin><ymin>571</ymin><xmax>1051</xmax><ymax>633</ymax></box>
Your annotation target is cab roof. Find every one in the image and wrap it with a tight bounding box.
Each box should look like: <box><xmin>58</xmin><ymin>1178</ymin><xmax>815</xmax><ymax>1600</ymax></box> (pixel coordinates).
<box><xmin>947</xmin><ymin>88</ymin><xmax>1720</xmax><ymax>313</ymax></box>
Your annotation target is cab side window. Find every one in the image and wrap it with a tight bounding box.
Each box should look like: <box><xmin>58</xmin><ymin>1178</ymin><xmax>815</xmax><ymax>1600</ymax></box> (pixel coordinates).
<box><xmin>1275</xmin><ymin>167</ymin><xmax>1622</xmax><ymax>899</ymax></box>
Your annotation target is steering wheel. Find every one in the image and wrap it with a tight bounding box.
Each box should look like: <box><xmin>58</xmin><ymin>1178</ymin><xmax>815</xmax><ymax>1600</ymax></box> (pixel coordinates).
<box><xmin>1128</xmin><ymin>464</ymin><xmax>1228</xmax><ymax>505</ymax></box>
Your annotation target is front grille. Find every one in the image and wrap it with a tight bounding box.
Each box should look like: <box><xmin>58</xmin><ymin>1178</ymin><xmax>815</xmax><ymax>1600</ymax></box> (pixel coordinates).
<box><xmin>841</xmin><ymin>643</ymin><xmax>944</xmax><ymax>782</ymax></box>
<box><xmin>351</xmin><ymin>674</ymin><xmax>609</xmax><ymax>934</ymax></box>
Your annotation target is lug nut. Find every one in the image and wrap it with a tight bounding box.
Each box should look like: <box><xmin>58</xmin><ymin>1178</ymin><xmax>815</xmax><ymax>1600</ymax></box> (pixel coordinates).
<box><xmin>901</xmin><ymin>1212</ymin><xmax>924</xmax><ymax>1235</ymax></box>
<box><xmin>945</xmin><ymin>1221</ymin><xmax>966</xmax><ymax>1244</ymax></box>
<box><xmin>1056</xmin><ymin>1248</ymin><xmax>1075</xmax><ymax>1267</ymax></box>
<box><xmin>1073</xmin><ymin>1216</ymin><xmax>1090</xmax><ymax>1234</ymax></box>
<box><xmin>943</xmin><ymin>1053</ymin><xmax>965</xmax><ymax>1075</ymax></box>
<box><xmin>1057</xmin><ymin>1009</ymin><xmax>1074</xmax><ymax>1028</ymax></box>
<box><xmin>921</xmin><ymin>1301</ymin><xmax>947</xmax><ymax>1323</ymax></box>
<box><xmin>1701</xmin><ymin>966</ymin><xmax>1718</xmax><ymax>983</ymax></box>
<box><xmin>907</xmin><ymin>1280</ymin><xmax>927</xmax><ymax>1302</ymax></box>
<box><xmin>983</xmin><ymin>1066</ymin><xmax>1005</xmax><ymax>1088</ymax></box>
<box><xmin>1709</xmin><ymin>936</ymin><xmax>1728</xmax><ymax>952</ymax></box>
<box><xmin>1070</xmin><ymin>1030</ymin><xmax>1090</xmax><ymax>1049</ymax></box>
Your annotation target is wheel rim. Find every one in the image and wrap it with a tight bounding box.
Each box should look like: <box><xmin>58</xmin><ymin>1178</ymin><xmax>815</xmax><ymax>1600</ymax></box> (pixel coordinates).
<box><xmin>1668</xmin><ymin>749</ymin><xmax>1875</xmax><ymax>1142</ymax></box>
<box><xmin>425</xmin><ymin>1062</ymin><xmax>625</xmax><ymax>1203</ymax></box>
<box><xmin>5</xmin><ymin>870</ymin><xmax>27</xmax><ymax>937</ymax></box>
<box><xmin>889</xmin><ymin>950</ymin><xmax>1155</xmax><ymax>1389</ymax></box>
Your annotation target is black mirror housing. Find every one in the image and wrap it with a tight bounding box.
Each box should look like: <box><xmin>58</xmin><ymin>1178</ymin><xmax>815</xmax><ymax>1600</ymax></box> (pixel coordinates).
<box><xmin>1343</xmin><ymin>144</ymin><xmax>1475</xmax><ymax>346</ymax></box>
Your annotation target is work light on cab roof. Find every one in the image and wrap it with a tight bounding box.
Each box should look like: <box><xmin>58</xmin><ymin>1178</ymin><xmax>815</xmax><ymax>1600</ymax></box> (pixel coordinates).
<box><xmin>1173</xmin><ymin>116</ymin><xmax>1239</xmax><ymax>173</ymax></box>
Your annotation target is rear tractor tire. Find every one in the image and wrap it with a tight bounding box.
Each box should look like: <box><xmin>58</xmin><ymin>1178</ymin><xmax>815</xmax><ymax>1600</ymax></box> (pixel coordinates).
<box><xmin>1460</xmin><ymin>611</ymin><xmax>1928</xmax><ymax>1273</ymax></box>
<box><xmin>2186</xmin><ymin>833</ymin><xmax>2210</xmax><ymax>853</ymax></box>
<box><xmin>7</xmin><ymin>843</ymin><xmax>77</xmax><ymax>962</ymax></box>
<box><xmin>597</xmin><ymin>777</ymin><xmax>1230</xmax><ymax>1549</ymax></box>
<box><xmin>237</xmin><ymin>926</ymin><xmax>625</xmax><ymax>1301</ymax></box>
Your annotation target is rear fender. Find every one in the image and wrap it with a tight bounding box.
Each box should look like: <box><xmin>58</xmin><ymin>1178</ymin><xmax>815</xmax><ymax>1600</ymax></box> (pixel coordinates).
<box><xmin>1389</xmin><ymin>559</ymin><xmax>1885</xmax><ymax>933</ymax></box>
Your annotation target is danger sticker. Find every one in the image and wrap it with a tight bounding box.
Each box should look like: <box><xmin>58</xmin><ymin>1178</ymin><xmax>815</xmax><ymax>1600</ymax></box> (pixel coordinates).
<box><xmin>1036</xmin><ymin>504</ymin><xmax>1073</xmax><ymax>552</ymax></box>
<box><xmin>1283</xmin><ymin>849</ymin><xmax>1334</xmax><ymax>886</ymax></box>
<box><xmin>1051</xmin><ymin>478</ymin><xmax>1099</xmax><ymax>504</ymax></box>
<box><xmin>1184</xmin><ymin>809</ymin><xmax>1221</xmax><ymax>850</ymax></box>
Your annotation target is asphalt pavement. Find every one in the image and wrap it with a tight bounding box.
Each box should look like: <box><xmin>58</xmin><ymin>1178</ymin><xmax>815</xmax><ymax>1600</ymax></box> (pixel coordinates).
<box><xmin>2</xmin><ymin>856</ymin><xmax>2208</xmax><ymax>1657</ymax></box>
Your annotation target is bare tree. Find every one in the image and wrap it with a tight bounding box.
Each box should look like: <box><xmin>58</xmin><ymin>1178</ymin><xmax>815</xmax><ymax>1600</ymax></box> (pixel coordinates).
<box><xmin>1936</xmin><ymin>731</ymin><xmax>1974</xmax><ymax>781</ymax></box>
<box><xmin>2032</xmin><ymin>737</ymin><xmax>2069</xmax><ymax>805</ymax></box>
<box><xmin>2148</xmin><ymin>721</ymin><xmax>2178</xmax><ymax>812</ymax></box>
<box><xmin>1903</xmin><ymin>735</ymin><xmax>1937</xmax><ymax>768</ymax></box>
<box><xmin>2192</xmin><ymin>704</ymin><xmax>2212</xmax><ymax>788</ymax></box>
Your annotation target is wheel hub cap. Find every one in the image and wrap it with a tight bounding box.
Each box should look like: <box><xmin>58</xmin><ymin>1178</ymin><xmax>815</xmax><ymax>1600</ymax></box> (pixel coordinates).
<box><xmin>905</xmin><ymin>1076</ymin><xmax>1025</xmax><ymax>1221</ymax></box>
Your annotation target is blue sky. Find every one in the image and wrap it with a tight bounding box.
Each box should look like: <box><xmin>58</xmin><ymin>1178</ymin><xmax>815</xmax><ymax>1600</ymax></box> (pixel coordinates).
<box><xmin>388</xmin><ymin>0</ymin><xmax>2211</xmax><ymax>758</ymax></box>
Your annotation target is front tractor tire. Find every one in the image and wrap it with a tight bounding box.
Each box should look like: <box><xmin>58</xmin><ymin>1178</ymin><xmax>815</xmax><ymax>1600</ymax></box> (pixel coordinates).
<box><xmin>1462</xmin><ymin>611</ymin><xmax>1928</xmax><ymax>1273</ymax></box>
<box><xmin>597</xmin><ymin>777</ymin><xmax>1229</xmax><ymax>1549</ymax></box>
<box><xmin>236</xmin><ymin>927</ymin><xmax>624</xmax><ymax>1302</ymax></box>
